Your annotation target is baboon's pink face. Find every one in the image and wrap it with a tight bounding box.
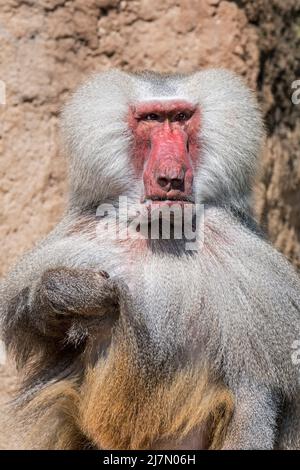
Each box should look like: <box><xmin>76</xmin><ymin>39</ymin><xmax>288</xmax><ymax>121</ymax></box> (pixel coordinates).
<box><xmin>128</xmin><ymin>101</ymin><xmax>201</xmax><ymax>207</ymax></box>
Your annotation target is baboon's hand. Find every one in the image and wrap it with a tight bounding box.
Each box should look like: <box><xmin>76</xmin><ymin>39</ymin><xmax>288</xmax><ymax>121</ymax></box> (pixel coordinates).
<box><xmin>28</xmin><ymin>267</ymin><xmax>120</xmax><ymax>337</ymax></box>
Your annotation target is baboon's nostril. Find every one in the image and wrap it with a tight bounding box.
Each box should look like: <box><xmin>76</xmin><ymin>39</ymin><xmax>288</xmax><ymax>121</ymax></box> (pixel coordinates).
<box><xmin>157</xmin><ymin>177</ymin><xmax>170</xmax><ymax>189</ymax></box>
<box><xmin>171</xmin><ymin>178</ymin><xmax>184</xmax><ymax>190</ymax></box>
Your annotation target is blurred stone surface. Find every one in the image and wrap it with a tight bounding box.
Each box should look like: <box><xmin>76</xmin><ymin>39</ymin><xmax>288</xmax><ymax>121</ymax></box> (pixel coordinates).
<box><xmin>0</xmin><ymin>0</ymin><xmax>299</xmax><ymax>449</ymax></box>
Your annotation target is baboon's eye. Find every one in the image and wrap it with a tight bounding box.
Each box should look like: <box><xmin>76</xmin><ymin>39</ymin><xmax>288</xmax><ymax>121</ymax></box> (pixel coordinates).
<box><xmin>143</xmin><ymin>113</ymin><xmax>161</xmax><ymax>121</ymax></box>
<box><xmin>173</xmin><ymin>112</ymin><xmax>190</xmax><ymax>122</ymax></box>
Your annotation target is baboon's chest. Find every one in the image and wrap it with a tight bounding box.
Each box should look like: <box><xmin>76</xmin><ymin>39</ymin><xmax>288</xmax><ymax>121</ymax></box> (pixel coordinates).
<box><xmin>126</xmin><ymin>254</ymin><xmax>209</xmax><ymax>352</ymax></box>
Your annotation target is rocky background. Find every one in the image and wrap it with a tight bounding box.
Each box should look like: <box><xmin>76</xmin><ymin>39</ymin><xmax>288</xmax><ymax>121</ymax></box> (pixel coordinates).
<box><xmin>0</xmin><ymin>0</ymin><xmax>299</xmax><ymax>448</ymax></box>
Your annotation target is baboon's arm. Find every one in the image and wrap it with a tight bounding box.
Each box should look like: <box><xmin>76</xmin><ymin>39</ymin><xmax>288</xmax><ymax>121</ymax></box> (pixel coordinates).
<box><xmin>0</xmin><ymin>235</ymin><xmax>120</xmax><ymax>354</ymax></box>
<box><xmin>222</xmin><ymin>379</ymin><xmax>278</xmax><ymax>449</ymax></box>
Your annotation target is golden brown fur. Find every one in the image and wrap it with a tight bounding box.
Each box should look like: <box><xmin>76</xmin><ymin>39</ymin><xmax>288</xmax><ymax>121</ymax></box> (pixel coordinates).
<box><xmin>80</xmin><ymin>359</ymin><xmax>234</xmax><ymax>450</ymax></box>
<box><xmin>13</xmin><ymin>347</ymin><xmax>233</xmax><ymax>450</ymax></box>
<box><xmin>16</xmin><ymin>376</ymin><xmax>233</xmax><ymax>450</ymax></box>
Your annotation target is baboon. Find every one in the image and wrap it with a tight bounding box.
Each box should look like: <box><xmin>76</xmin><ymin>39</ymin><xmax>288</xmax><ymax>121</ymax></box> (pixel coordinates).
<box><xmin>1</xmin><ymin>69</ymin><xmax>300</xmax><ymax>449</ymax></box>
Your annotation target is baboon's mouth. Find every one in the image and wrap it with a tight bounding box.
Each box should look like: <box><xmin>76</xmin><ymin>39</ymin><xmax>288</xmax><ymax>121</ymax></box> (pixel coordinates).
<box><xmin>142</xmin><ymin>196</ymin><xmax>195</xmax><ymax>209</ymax></box>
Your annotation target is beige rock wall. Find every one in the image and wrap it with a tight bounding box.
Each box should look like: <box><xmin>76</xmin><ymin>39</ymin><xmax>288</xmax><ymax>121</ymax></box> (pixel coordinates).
<box><xmin>0</xmin><ymin>0</ymin><xmax>269</xmax><ymax>277</ymax></box>
<box><xmin>1</xmin><ymin>1</ymin><xmax>299</xmax><ymax>276</ymax></box>
<box><xmin>0</xmin><ymin>0</ymin><xmax>299</xmax><ymax>449</ymax></box>
<box><xmin>0</xmin><ymin>1</ymin><xmax>299</xmax><ymax>276</ymax></box>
